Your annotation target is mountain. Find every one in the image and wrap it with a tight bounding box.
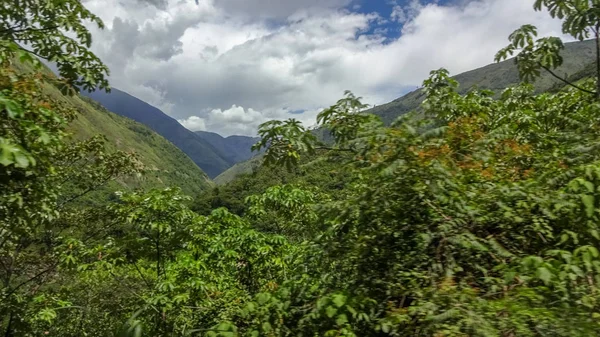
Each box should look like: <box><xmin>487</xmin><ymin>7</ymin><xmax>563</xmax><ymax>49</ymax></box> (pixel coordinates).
<box><xmin>82</xmin><ymin>88</ymin><xmax>232</xmax><ymax>178</ymax></box>
<box><xmin>195</xmin><ymin>131</ymin><xmax>259</xmax><ymax>164</ymax></box>
<box><xmin>369</xmin><ymin>39</ymin><xmax>597</xmax><ymax>124</ymax></box>
<box><xmin>13</xmin><ymin>61</ymin><xmax>213</xmax><ymax>201</ymax></box>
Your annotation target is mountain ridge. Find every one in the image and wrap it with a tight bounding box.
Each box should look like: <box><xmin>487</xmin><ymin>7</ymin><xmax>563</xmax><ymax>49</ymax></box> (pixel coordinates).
<box><xmin>367</xmin><ymin>39</ymin><xmax>596</xmax><ymax>124</ymax></box>
<box><xmin>12</xmin><ymin>61</ymin><xmax>213</xmax><ymax>201</ymax></box>
<box><xmin>195</xmin><ymin>131</ymin><xmax>259</xmax><ymax>165</ymax></box>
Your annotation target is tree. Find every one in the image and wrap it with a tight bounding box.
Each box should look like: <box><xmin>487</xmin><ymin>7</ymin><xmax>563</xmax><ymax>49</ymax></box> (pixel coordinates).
<box><xmin>233</xmin><ymin>67</ymin><xmax>600</xmax><ymax>335</ymax></box>
<box><xmin>0</xmin><ymin>0</ymin><xmax>110</xmax><ymax>93</ymax></box>
<box><xmin>496</xmin><ymin>0</ymin><xmax>600</xmax><ymax>98</ymax></box>
<box><xmin>0</xmin><ymin>65</ymin><xmax>140</xmax><ymax>336</ymax></box>
<box><xmin>0</xmin><ymin>2</ymin><xmax>139</xmax><ymax>335</ymax></box>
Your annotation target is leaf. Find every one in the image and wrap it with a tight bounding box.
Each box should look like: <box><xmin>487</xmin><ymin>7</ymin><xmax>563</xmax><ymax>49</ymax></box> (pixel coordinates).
<box><xmin>0</xmin><ymin>97</ymin><xmax>22</xmax><ymax>118</ymax></box>
<box><xmin>581</xmin><ymin>195</ymin><xmax>595</xmax><ymax>218</ymax></box>
<box><xmin>332</xmin><ymin>294</ymin><xmax>346</xmax><ymax>308</ymax></box>
<box><xmin>336</xmin><ymin>314</ymin><xmax>348</xmax><ymax>326</ymax></box>
<box><xmin>381</xmin><ymin>324</ymin><xmax>390</xmax><ymax>333</ymax></box>
<box><xmin>13</xmin><ymin>152</ymin><xmax>30</xmax><ymax>168</ymax></box>
<box><xmin>537</xmin><ymin>267</ymin><xmax>552</xmax><ymax>285</ymax></box>
<box><xmin>326</xmin><ymin>306</ymin><xmax>337</xmax><ymax>318</ymax></box>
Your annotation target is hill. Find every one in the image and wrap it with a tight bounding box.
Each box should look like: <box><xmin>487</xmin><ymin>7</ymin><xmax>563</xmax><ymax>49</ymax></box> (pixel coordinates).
<box><xmin>214</xmin><ymin>154</ymin><xmax>264</xmax><ymax>185</ymax></box>
<box><xmin>14</xmin><ymin>61</ymin><xmax>213</xmax><ymax>200</ymax></box>
<box><xmin>82</xmin><ymin>88</ymin><xmax>232</xmax><ymax>178</ymax></box>
<box><xmin>369</xmin><ymin>39</ymin><xmax>597</xmax><ymax>124</ymax></box>
<box><xmin>195</xmin><ymin>131</ymin><xmax>259</xmax><ymax>165</ymax></box>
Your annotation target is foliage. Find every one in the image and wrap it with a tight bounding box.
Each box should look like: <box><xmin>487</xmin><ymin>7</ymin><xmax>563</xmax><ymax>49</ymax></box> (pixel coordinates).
<box><xmin>232</xmin><ymin>68</ymin><xmax>600</xmax><ymax>336</ymax></box>
<box><xmin>0</xmin><ymin>64</ymin><xmax>140</xmax><ymax>336</ymax></box>
<box><xmin>0</xmin><ymin>0</ymin><xmax>109</xmax><ymax>93</ymax></box>
<box><xmin>6</xmin><ymin>1</ymin><xmax>600</xmax><ymax>336</ymax></box>
<box><xmin>496</xmin><ymin>0</ymin><xmax>600</xmax><ymax>97</ymax></box>
<box><xmin>192</xmin><ymin>151</ymin><xmax>352</xmax><ymax>217</ymax></box>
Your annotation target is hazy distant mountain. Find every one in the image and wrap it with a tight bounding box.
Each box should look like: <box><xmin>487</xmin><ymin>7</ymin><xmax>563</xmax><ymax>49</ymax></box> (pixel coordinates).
<box><xmin>82</xmin><ymin>88</ymin><xmax>232</xmax><ymax>178</ymax></box>
<box><xmin>195</xmin><ymin>131</ymin><xmax>260</xmax><ymax>165</ymax></box>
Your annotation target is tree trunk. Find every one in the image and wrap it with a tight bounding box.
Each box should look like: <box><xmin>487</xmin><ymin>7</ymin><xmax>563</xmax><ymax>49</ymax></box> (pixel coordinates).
<box><xmin>596</xmin><ymin>25</ymin><xmax>600</xmax><ymax>99</ymax></box>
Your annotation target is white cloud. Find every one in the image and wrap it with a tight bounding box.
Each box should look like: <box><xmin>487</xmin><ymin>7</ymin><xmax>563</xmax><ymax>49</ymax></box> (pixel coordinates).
<box><xmin>390</xmin><ymin>0</ymin><xmax>423</xmax><ymax>23</ymax></box>
<box><xmin>83</xmin><ymin>0</ymin><xmax>567</xmax><ymax>136</ymax></box>
<box><xmin>178</xmin><ymin>115</ymin><xmax>206</xmax><ymax>132</ymax></box>
<box><xmin>211</xmin><ymin>0</ymin><xmax>352</xmax><ymax>19</ymax></box>
<box><xmin>178</xmin><ymin>105</ymin><xmax>321</xmax><ymax>137</ymax></box>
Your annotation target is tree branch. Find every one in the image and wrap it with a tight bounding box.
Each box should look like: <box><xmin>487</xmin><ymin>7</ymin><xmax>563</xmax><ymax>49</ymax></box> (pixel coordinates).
<box><xmin>2</xmin><ymin>262</ymin><xmax>58</xmax><ymax>299</ymax></box>
<box><xmin>539</xmin><ymin>64</ymin><xmax>597</xmax><ymax>95</ymax></box>
<box><xmin>314</xmin><ymin>146</ymin><xmax>357</xmax><ymax>153</ymax></box>
<box><xmin>130</xmin><ymin>260</ymin><xmax>153</xmax><ymax>290</ymax></box>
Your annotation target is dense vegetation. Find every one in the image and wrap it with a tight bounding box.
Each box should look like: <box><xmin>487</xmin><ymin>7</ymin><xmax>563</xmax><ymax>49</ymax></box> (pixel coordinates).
<box><xmin>3</xmin><ymin>0</ymin><xmax>600</xmax><ymax>336</ymax></box>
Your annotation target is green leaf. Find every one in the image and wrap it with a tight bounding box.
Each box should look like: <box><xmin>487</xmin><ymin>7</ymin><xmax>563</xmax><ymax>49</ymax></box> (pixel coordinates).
<box><xmin>0</xmin><ymin>97</ymin><xmax>22</xmax><ymax>118</ymax></box>
<box><xmin>537</xmin><ymin>267</ymin><xmax>553</xmax><ymax>285</ymax></box>
<box><xmin>13</xmin><ymin>152</ymin><xmax>30</xmax><ymax>168</ymax></box>
<box><xmin>582</xmin><ymin>195</ymin><xmax>595</xmax><ymax>218</ymax></box>
<box><xmin>326</xmin><ymin>306</ymin><xmax>337</xmax><ymax>318</ymax></box>
<box><xmin>332</xmin><ymin>294</ymin><xmax>346</xmax><ymax>308</ymax></box>
<box><xmin>336</xmin><ymin>314</ymin><xmax>348</xmax><ymax>326</ymax></box>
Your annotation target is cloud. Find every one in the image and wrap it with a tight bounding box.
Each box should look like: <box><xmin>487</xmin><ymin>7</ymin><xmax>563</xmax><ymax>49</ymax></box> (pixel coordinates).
<box><xmin>178</xmin><ymin>115</ymin><xmax>206</xmax><ymax>131</ymax></box>
<box><xmin>390</xmin><ymin>0</ymin><xmax>424</xmax><ymax>23</ymax></box>
<box><xmin>211</xmin><ymin>0</ymin><xmax>352</xmax><ymax>19</ymax></box>
<box><xmin>178</xmin><ymin>105</ymin><xmax>321</xmax><ymax>137</ymax></box>
<box><xmin>83</xmin><ymin>0</ymin><xmax>567</xmax><ymax>136</ymax></box>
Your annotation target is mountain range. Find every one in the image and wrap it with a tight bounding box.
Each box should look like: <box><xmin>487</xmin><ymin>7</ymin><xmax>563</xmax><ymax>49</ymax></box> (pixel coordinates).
<box><xmin>37</xmin><ymin>39</ymin><xmax>592</xmax><ymax>190</ymax></box>
<box><xmin>82</xmin><ymin>89</ymin><xmax>258</xmax><ymax>178</ymax></box>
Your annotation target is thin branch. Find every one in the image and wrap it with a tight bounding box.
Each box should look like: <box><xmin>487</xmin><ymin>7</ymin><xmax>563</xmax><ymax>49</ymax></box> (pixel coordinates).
<box><xmin>2</xmin><ymin>262</ymin><xmax>58</xmax><ymax>299</ymax></box>
<box><xmin>540</xmin><ymin>64</ymin><xmax>597</xmax><ymax>95</ymax></box>
<box><xmin>130</xmin><ymin>260</ymin><xmax>153</xmax><ymax>290</ymax></box>
<box><xmin>11</xmin><ymin>26</ymin><xmax>59</xmax><ymax>34</ymax></box>
<box><xmin>58</xmin><ymin>176</ymin><xmax>113</xmax><ymax>208</ymax></box>
<box><xmin>314</xmin><ymin>146</ymin><xmax>357</xmax><ymax>153</ymax></box>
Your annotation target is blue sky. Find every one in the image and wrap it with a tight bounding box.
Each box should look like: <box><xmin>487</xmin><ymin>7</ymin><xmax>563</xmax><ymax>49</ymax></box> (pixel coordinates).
<box><xmin>83</xmin><ymin>0</ymin><xmax>564</xmax><ymax>136</ymax></box>
<box><xmin>353</xmin><ymin>0</ymin><xmax>454</xmax><ymax>40</ymax></box>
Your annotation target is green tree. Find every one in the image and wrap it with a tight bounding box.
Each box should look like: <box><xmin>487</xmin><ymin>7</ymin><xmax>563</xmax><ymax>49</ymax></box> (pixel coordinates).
<box><xmin>496</xmin><ymin>0</ymin><xmax>600</xmax><ymax>97</ymax></box>
<box><xmin>0</xmin><ymin>1</ymin><xmax>140</xmax><ymax>335</ymax></box>
<box><xmin>0</xmin><ymin>66</ymin><xmax>140</xmax><ymax>336</ymax></box>
<box><xmin>232</xmin><ymin>68</ymin><xmax>600</xmax><ymax>335</ymax></box>
<box><xmin>0</xmin><ymin>0</ymin><xmax>110</xmax><ymax>93</ymax></box>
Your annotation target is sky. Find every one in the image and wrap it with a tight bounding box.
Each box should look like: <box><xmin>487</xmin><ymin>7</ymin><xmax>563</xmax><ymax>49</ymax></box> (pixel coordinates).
<box><xmin>80</xmin><ymin>0</ymin><xmax>568</xmax><ymax>137</ymax></box>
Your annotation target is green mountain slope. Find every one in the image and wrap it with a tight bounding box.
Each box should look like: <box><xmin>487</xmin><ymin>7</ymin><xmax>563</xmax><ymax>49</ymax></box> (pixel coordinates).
<box><xmin>369</xmin><ymin>39</ymin><xmax>596</xmax><ymax>124</ymax></box>
<box><xmin>70</xmin><ymin>97</ymin><xmax>214</xmax><ymax>197</ymax></box>
<box><xmin>214</xmin><ymin>155</ymin><xmax>264</xmax><ymax>185</ymax></box>
<box><xmin>15</xmin><ymin>61</ymin><xmax>213</xmax><ymax>200</ymax></box>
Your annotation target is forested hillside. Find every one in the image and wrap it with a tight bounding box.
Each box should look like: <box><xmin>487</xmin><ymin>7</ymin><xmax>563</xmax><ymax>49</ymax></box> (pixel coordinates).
<box><xmin>4</xmin><ymin>1</ymin><xmax>600</xmax><ymax>337</ymax></box>
<box><xmin>12</xmin><ymin>61</ymin><xmax>212</xmax><ymax>201</ymax></box>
